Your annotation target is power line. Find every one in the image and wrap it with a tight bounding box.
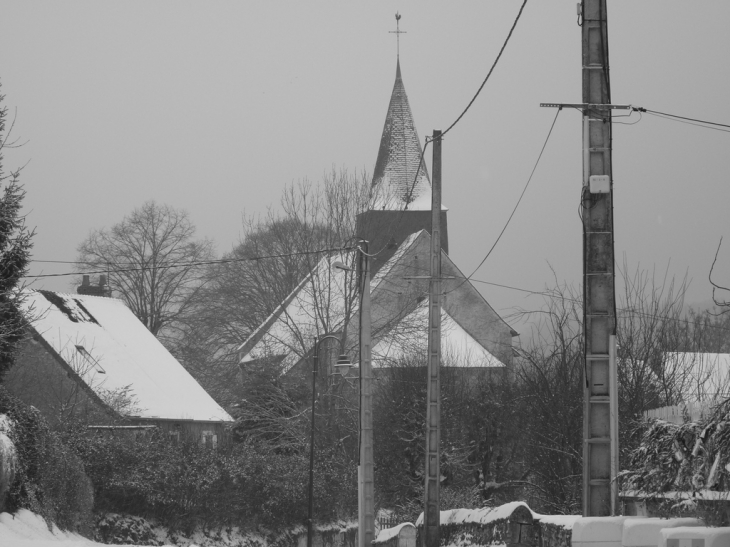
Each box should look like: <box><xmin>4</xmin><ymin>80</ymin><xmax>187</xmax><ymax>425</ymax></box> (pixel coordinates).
<box><xmin>634</xmin><ymin>107</ymin><xmax>730</xmax><ymax>131</ymax></box>
<box><xmin>468</xmin><ymin>278</ymin><xmax>730</xmax><ymax>333</ymax></box>
<box><xmin>445</xmin><ymin>107</ymin><xmax>562</xmax><ymax>296</ymax></box>
<box><xmin>440</xmin><ymin>0</ymin><xmax>529</xmax><ymax>139</ymax></box>
<box><xmin>22</xmin><ymin>245</ymin><xmax>359</xmax><ymax>279</ymax></box>
<box><xmin>384</xmin><ymin>0</ymin><xmax>529</xmax><ymax>256</ymax></box>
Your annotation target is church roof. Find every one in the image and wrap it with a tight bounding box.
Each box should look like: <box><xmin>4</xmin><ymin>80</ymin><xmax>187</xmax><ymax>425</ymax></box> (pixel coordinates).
<box><xmin>238</xmin><ymin>229</ymin><xmax>515</xmax><ymax>374</ymax></box>
<box><xmin>372</xmin><ymin>60</ymin><xmax>432</xmax><ymax>211</ymax></box>
<box><xmin>372</xmin><ymin>303</ymin><xmax>506</xmax><ymax>368</ymax></box>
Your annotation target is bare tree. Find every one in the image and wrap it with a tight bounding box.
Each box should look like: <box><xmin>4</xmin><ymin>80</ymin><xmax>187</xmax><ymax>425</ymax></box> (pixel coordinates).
<box><xmin>512</xmin><ymin>282</ymin><xmax>585</xmax><ymax>514</ymax></box>
<box><xmin>76</xmin><ymin>201</ymin><xmax>214</xmax><ymax>344</ymax></box>
<box><xmin>176</xmin><ymin>168</ymin><xmax>373</xmax><ymax>406</ymax></box>
<box><xmin>509</xmin><ymin>262</ymin><xmax>728</xmax><ymax>513</ymax></box>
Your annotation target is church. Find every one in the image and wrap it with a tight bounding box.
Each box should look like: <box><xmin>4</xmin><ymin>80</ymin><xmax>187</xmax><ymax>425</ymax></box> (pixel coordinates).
<box><xmin>237</xmin><ymin>58</ymin><xmax>516</xmax><ymax>379</ymax></box>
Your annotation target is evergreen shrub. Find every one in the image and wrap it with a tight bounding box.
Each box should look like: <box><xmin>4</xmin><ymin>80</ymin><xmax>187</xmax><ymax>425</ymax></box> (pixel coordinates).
<box><xmin>0</xmin><ymin>386</ymin><xmax>94</xmax><ymax>533</ymax></box>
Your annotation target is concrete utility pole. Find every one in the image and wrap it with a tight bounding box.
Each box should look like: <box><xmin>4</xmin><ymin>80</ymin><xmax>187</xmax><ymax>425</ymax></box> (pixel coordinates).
<box><xmin>423</xmin><ymin>130</ymin><xmax>442</xmax><ymax>547</ymax></box>
<box><xmin>580</xmin><ymin>0</ymin><xmax>618</xmax><ymax>517</ymax></box>
<box><xmin>358</xmin><ymin>241</ymin><xmax>375</xmax><ymax>547</ymax></box>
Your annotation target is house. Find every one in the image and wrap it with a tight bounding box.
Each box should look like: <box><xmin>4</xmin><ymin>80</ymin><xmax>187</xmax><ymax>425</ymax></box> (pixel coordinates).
<box><xmin>5</xmin><ymin>283</ymin><xmax>232</xmax><ymax>444</ymax></box>
<box><xmin>643</xmin><ymin>352</ymin><xmax>730</xmax><ymax>424</ymax></box>
<box><xmin>237</xmin><ymin>58</ymin><xmax>516</xmax><ymax>382</ymax></box>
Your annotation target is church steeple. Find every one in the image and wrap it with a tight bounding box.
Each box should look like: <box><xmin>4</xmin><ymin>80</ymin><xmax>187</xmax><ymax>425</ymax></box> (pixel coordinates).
<box><xmin>357</xmin><ymin>55</ymin><xmax>448</xmax><ymax>274</ymax></box>
<box><xmin>371</xmin><ymin>60</ymin><xmax>431</xmax><ymax>211</ymax></box>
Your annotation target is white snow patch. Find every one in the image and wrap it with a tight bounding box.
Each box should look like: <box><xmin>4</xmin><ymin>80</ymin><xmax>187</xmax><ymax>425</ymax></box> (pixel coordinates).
<box><xmin>415</xmin><ymin>501</ymin><xmax>529</xmax><ymax>526</ymax></box>
<box><xmin>374</xmin><ymin>522</ymin><xmax>415</xmax><ymax>543</ymax></box>
<box><xmin>531</xmin><ymin>513</ymin><xmax>581</xmax><ymax>529</ymax></box>
<box><xmin>0</xmin><ymin>509</ymin><xmax>162</xmax><ymax>546</ymax></box>
<box><xmin>0</xmin><ymin>414</ymin><xmax>14</xmax><ymax>434</ymax></box>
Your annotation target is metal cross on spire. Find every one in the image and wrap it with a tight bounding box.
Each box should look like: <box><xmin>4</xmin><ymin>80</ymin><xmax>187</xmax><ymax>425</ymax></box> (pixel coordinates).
<box><xmin>389</xmin><ymin>12</ymin><xmax>406</xmax><ymax>58</ymax></box>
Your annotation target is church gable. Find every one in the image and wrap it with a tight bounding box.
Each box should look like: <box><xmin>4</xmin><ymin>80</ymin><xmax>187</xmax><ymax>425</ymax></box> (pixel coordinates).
<box><xmin>370</xmin><ymin>230</ymin><xmax>515</xmax><ymax>368</ymax></box>
<box><xmin>237</xmin><ymin>228</ymin><xmax>514</xmax><ymax>375</ymax></box>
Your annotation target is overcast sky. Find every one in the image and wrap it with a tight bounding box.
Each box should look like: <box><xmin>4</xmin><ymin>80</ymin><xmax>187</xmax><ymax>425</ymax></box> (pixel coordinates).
<box><xmin>1</xmin><ymin>1</ymin><xmax>729</xmax><ymax>331</ymax></box>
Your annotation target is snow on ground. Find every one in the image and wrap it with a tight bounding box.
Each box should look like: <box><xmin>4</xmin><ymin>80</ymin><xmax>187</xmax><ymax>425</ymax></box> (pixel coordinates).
<box><xmin>0</xmin><ymin>510</ymin><xmax>160</xmax><ymax>547</ymax></box>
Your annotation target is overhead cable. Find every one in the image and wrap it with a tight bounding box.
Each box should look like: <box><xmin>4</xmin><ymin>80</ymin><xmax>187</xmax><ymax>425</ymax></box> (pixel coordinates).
<box><xmin>444</xmin><ymin>107</ymin><xmax>561</xmax><ymax>295</ymax></box>
<box><xmin>23</xmin><ymin>245</ymin><xmax>359</xmax><ymax>279</ymax></box>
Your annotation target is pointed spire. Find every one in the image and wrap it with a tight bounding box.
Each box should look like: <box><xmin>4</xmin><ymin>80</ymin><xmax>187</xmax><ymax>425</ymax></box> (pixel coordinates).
<box><xmin>371</xmin><ymin>60</ymin><xmax>431</xmax><ymax>211</ymax></box>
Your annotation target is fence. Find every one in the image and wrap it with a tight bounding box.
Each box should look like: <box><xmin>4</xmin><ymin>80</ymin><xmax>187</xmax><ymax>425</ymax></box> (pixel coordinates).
<box><xmin>643</xmin><ymin>402</ymin><xmax>714</xmax><ymax>424</ymax></box>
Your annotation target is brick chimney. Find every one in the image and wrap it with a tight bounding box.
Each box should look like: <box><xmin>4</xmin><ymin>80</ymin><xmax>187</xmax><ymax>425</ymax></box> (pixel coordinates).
<box><xmin>77</xmin><ymin>275</ymin><xmax>112</xmax><ymax>297</ymax></box>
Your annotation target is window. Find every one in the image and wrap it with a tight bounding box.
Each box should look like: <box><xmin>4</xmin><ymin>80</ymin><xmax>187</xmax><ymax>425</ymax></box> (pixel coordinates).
<box><xmin>75</xmin><ymin>345</ymin><xmax>106</xmax><ymax>374</ymax></box>
<box><xmin>201</xmin><ymin>430</ymin><xmax>217</xmax><ymax>449</ymax></box>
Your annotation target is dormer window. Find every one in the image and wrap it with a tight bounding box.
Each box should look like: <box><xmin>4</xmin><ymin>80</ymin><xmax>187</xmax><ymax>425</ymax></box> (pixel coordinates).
<box><xmin>75</xmin><ymin>345</ymin><xmax>106</xmax><ymax>374</ymax></box>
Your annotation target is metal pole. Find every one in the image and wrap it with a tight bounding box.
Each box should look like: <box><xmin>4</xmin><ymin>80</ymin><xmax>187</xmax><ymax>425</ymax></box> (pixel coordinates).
<box><xmin>307</xmin><ymin>338</ymin><xmax>319</xmax><ymax>547</ymax></box>
<box><xmin>423</xmin><ymin>130</ymin><xmax>442</xmax><ymax>547</ymax></box>
<box><xmin>359</xmin><ymin>241</ymin><xmax>374</xmax><ymax>547</ymax></box>
<box><xmin>581</xmin><ymin>0</ymin><xmax>617</xmax><ymax>517</ymax></box>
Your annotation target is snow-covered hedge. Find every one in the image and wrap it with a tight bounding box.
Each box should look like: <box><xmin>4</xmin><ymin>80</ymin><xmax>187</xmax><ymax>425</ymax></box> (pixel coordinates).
<box><xmin>623</xmin><ymin>399</ymin><xmax>730</xmax><ymax>525</ymax></box>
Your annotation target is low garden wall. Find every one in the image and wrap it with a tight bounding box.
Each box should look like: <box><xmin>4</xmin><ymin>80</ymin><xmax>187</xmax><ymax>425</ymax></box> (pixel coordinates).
<box><xmin>291</xmin><ymin>521</ymin><xmax>358</xmax><ymax>547</ymax></box>
<box><xmin>409</xmin><ymin>501</ymin><xmax>577</xmax><ymax>547</ymax></box>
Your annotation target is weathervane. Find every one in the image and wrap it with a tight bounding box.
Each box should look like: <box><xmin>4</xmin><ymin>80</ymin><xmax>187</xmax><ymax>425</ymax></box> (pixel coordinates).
<box><xmin>389</xmin><ymin>12</ymin><xmax>406</xmax><ymax>58</ymax></box>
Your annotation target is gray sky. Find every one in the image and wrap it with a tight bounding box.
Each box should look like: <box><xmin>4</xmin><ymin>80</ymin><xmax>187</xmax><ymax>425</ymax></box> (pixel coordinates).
<box><xmin>1</xmin><ymin>1</ymin><xmax>729</xmax><ymax>326</ymax></box>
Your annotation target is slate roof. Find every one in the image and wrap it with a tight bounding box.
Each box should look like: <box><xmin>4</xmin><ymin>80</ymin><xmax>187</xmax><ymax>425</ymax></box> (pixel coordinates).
<box><xmin>20</xmin><ymin>290</ymin><xmax>232</xmax><ymax>423</ymax></box>
<box><xmin>237</xmin><ymin>252</ymin><xmax>354</xmax><ymax>373</ymax></box>
<box><xmin>372</xmin><ymin>303</ymin><xmax>506</xmax><ymax>368</ymax></box>
<box><xmin>372</xmin><ymin>60</ymin><xmax>433</xmax><ymax>211</ymax></box>
<box><xmin>238</xmin><ymin>230</ymin><xmax>513</xmax><ymax>372</ymax></box>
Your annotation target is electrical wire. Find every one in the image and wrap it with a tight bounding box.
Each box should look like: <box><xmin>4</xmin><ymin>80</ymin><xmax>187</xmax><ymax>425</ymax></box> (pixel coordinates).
<box><xmin>635</xmin><ymin>107</ymin><xmax>730</xmax><ymax>130</ymax></box>
<box><xmin>467</xmin><ymin>277</ymin><xmax>730</xmax><ymax>333</ymax></box>
<box><xmin>374</xmin><ymin>0</ymin><xmax>530</xmax><ymax>257</ymax></box>
<box><xmin>444</xmin><ymin>107</ymin><xmax>562</xmax><ymax>296</ymax></box>
<box><xmin>22</xmin><ymin>245</ymin><xmax>360</xmax><ymax>279</ymax></box>
<box><xmin>440</xmin><ymin>0</ymin><xmax>529</xmax><ymax>139</ymax></box>
<box><xmin>641</xmin><ymin>110</ymin><xmax>730</xmax><ymax>134</ymax></box>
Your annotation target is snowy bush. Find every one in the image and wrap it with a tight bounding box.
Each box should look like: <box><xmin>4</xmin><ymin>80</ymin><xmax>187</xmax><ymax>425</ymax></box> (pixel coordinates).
<box><xmin>624</xmin><ymin>399</ymin><xmax>730</xmax><ymax>525</ymax></box>
<box><xmin>0</xmin><ymin>386</ymin><xmax>94</xmax><ymax>533</ymax></box>
<box><xmin>96</xmin><ymin>513</ymin><xmax>166</xmax><ymax>546</ymax></box>
<box><xmin>0</xmin><ymin>413</ymin><xmax>17</xmax><ymax>511</ymax></box>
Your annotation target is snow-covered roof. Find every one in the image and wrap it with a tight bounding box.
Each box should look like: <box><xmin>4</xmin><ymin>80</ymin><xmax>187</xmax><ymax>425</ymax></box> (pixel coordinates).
<box><xmin>238</xmin><ymin>252</ymin><xmax>355</xmax><ymax>373</ymax></box>
<box><xmin>20</xmin><ymin>290</ymin><xmax>232</xmax><ymax>422</ymax></box>
<box><xmin>664</xmin><ymin>352</ymin><xmax>730</xmax><ymax>403</ymax></box>
<box><xmin>372</xmin><ymin>302</ymin><xmax>505</xmax><ymax>368</ymax></box>
<box><xmin>371</xmin><ymin>230</ymin><xmax>424</xmax><ymax>291</ymax></box>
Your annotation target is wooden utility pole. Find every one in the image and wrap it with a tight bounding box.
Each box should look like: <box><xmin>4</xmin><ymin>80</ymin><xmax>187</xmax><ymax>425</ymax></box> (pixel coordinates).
<box><xmin>358</xmin><ymin>241</ymin><xmax>375</xmax><ymax>547</ymax></box>
<box><xmin>423</xmin><ymin>130</ymin><xmax>442</xmax><ymax>547</ymax></box>
<box><xmin>580</xmin><ymin>0</ymin><xmax>618</xmax><ymax>517</ymax></box>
